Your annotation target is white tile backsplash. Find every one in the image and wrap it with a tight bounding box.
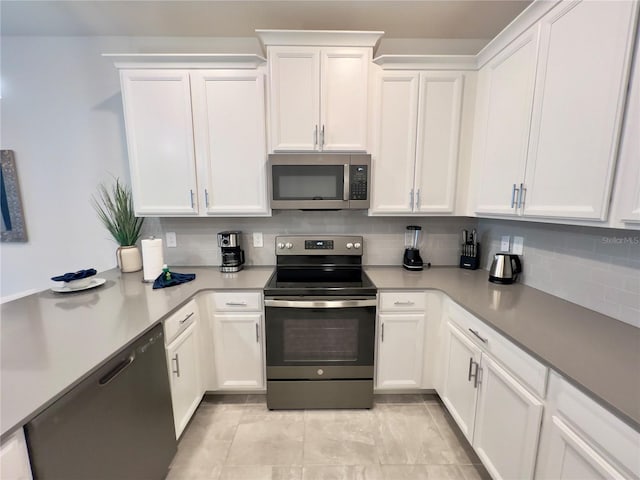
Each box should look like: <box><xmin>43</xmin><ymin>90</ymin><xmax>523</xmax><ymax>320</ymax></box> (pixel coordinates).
<box><xmin>478</xmin><ymin>219</ymin><xmax>640</xmax><ymax>328</ymax></box>
<box><xmin>143</xmin><ymin>214</ymin><xmax>639</xmax><ymax>328</ymax></box>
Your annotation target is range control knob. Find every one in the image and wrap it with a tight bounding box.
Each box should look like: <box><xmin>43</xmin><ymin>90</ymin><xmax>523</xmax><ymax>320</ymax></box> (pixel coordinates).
<box><xmin>354</xmin><ymin>242</ymin><xmax>361</xmax><ymax>249</ymax></box>
<box><xmin>317</xmin><ymin>369</ymin><xmax>324</xmax><ymax>376</ymax></box>
<box><xmin>285</xmin><ymin>242</ymin><xmax>293</xmax><ymax>249</ymax></box>
<box><xmin>277</xmin><ymin>242</ymin><xmax>285</xmax><ymax>249</ymax></box>
<box><xmin>346</xmin><ymin>243</ymin><xmax>353</xmax><ymax>249</ymax></box>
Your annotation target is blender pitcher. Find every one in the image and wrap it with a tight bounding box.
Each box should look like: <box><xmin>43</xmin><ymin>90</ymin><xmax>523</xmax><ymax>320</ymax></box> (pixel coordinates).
<box><xmin>403</xmin><ymin>225</ymin><xmax>424</xmax><ymax>271</ymax></box>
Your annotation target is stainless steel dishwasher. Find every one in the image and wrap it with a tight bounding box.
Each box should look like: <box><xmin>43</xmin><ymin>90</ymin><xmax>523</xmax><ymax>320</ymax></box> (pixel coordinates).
<box><xmin>25</xmin><ymin>323</ymin><xmax>177</xmax><ymax>480</ymax></box>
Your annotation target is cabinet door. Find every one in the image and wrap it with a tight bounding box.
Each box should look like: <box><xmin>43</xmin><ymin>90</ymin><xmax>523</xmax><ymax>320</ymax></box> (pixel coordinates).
<box><xmin>440</xmin><ymin>322</ymin><xmax>482</xmax><ymax>442</ymax></box>
<box><xmin>212</xmin><ymin>313</ymin><xmax>264</xmax><ymax>389</ymax></box>
<box><xmin>320</xmin><ymin>48</ymin><xmax>370</xmax><ymax>151</ymax></box>
<box><xmin>268</xmin><ymin>47</ymin><xmax>320</xmax><ymax>151</ymax></box>
<box><xmin>473</xmin><ymin>29</ymin><xmax>539</xmax><ymax>216</ymax></box>
<box><xmin>370</xmin><ymin>72</ymin><xmax>420</xmax><ymax>214</ymax></box>
<box><xmin>0</xmin><ymin>429</ymin><xmax>33</xmax><ymax>480</ymax></box>
<box><xmin>191</xmin><ymin>70</ymin><xmax>269</xmax><ymax>216</ymax></box>
<box><xmin>120</xmin><ymin>70</ymin><xmax>199</xmax><ymax>216</ymax></box>
<box><xmin>414</xmin><ymin>72</ymin><xmax>463</xmax><ymax>213</ymax></box>
<box><xmin>537</xmin><ymin>415</ymin><xmax>629</xmax><ymax>480</ymax></box>
<box><xmin>473</xmin><ymin>355</ymin><xmax>543</xmax><ymax>480</ymax></box>
<box><xmin>376</xmin><ymin>312</ymin><xmax>425</xmax><ymax>389</ymax></box>
<box><xmin>166</xmin><ymin>323</ymin><xmax>202</xmax><ymax>438</ymax></box>
<box><xmin>523</xmin><ymin>0</ymin><xmax>638</xmax><ymax>220</ymax></box>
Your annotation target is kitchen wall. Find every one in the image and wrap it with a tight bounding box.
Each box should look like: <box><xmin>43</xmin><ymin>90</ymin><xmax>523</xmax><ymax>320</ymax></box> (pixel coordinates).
<box><xmin>478</xmin><ymin>219</ymin><xmax>640</xmax><ymax>328</ymax></box>
<box><xmin>143</xmin><ymin>213</ymin><xmax>476</xmax><ymax>268</ymax></box>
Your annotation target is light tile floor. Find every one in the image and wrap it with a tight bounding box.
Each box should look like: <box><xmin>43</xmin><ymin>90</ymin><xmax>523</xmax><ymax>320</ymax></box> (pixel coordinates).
<box><xmin>166</xmin><ymin>394</ymin><xmax>491</xmax><ymax>480</ymax></box>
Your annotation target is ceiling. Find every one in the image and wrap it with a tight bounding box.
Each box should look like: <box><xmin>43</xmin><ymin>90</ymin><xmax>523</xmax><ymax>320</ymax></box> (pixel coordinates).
<box><xmin>1</xmin><ymin>1</ymin><xmax>532</xmax><ymax>39</ymax></box>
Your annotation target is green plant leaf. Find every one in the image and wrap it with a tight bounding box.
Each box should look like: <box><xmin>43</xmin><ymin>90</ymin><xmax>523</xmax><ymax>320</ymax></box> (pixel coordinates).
<box><xmin>92</xmin><ymin>178</ymin><xmax>144</xmax><ymax>246</ymax></box>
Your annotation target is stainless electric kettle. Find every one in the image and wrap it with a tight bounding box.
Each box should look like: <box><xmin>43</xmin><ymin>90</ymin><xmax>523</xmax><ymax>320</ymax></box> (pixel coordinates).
<box><xmin>489</xmin><ymin>253</ymin><xmax>522</xmax><ymax>284</ymax></box>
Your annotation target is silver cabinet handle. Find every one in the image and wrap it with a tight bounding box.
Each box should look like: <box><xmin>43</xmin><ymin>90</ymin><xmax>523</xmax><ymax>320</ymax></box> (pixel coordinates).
<box><xmin>314</xmin><ymin>125</ymin><xmax>318</xmax><ymax>148</ymax></box>
<box><xmin>265</xmin><ymin>299</ymin><xmax>377</xmax><ymax>308</ymax></box>
<box><xmin>172</xmin><ymin>354</ymin><xmax>180</xmax><ymax>378</ymax></box>
<box><xmin>468</xmin><ymin>358</ymin><xmax>479</xmax><ymax>388</ymax></box>
<box><xmin>518</xmin><ymin>183</ymin><xmax>526</xmax><ymax>209</ymax></box>
<box><xmin>475</xmin><ymin>366</ymin><xmax>482</xmax><ymax>389</ymax></box>
<box><xmin>394</xmin><ymin>300</ymin><xmax>415</xmax><ymax>306</ymax></box>
<box><xmin>415</xmin><ymin>189</ymin><xmax>421</xmax><ymax>209</ymax></box>
<box><xmin>255</xmin><ymin>323</ymin><xmax>260</xmax><ymax>343</ymax></box>
<box><xmin>225</xmin><ymin>301</ymin><xmax>247</xmax><ymax>306</ymax></box>
<box><xmin>343</xmin><ymin>164</ymin><xmax>350</xmax><ymax>201</ymax></box>
<box><xmin>205</xmin><ymin>189</ymin><xmax>210</xmax><ymax>208</ymax></box>
<box><xmin>381</xmin><ymin>323</ymin><xmax>385</xmax><ymax>342</ymax></box>
<box><xmin>179</xmin><ymin>312</ymin><xmax>195</xmax><ymax>324</ymax></box>
<box><xmin>189</xmin><ymin>189</ymin><xmax>195</xmax><ymax>209</ymax></box>
<box><xmin>410</xmin><ymin>189</ymin><xmax>414</xmax><ymax>209</ymax></box>
<box><xmin>469</xmin><ymin>328</ymin><xmax>488</xmax><ymax>343</ymax></box>
<box><xmin>321</xmin><ymin>125</ymin><xmax>325</xmax><ymax>148</ymax></box>
<box><xmin>510</xmin><ymin>184</ymin><xmax>519</xmax><ymax>209</ymax></box>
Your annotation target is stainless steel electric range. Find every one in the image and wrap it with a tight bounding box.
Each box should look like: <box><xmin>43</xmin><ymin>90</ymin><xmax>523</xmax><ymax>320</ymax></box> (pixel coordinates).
<box><xmin>263</xmin><ymin>235</ymin><xmax>377</xmax><ymax>409</ymax></box>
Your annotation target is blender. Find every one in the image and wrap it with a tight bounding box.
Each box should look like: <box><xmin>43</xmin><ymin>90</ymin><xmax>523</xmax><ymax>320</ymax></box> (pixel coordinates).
<box><xmin>403</xmin><ymin>225</ymin><xmax>424</xmax><ymax>271</ymax></box>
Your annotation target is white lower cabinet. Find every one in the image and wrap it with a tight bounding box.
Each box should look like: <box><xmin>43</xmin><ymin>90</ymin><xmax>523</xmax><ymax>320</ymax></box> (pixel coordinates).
<box><xmin>164</xmin><ymin>299</ymin><xmax>203</xmax><ymax>438</ymax></box>
<box><xmin>440</xmin><ymin>309</ymin><xmax>545</xmax><ymax>480</ymax></box>
<box><xmin>535</xmin><ymin>372</ymin><xmax>640</xmax><ymax>480</ymax></box>
<box><xmin>376</xmin><ymin>291</ymin><xmax>427</xmax><ymax>390</ymax></box>
<box><xmin>166</xmin><ymin>323</ymin><xmax>201</xmax><ymax>438</ymax></box>
<box><xmin>0</xmin><ymin>429</ymin><xmax>32</xmax><ymax>480</ymax></box>
<box><xmin>474</xmin><ymin>355</ymin><xmax>543</xmax><ymax>480</ymax></box>
<box><xmin>441</xmin><ymin>321</ymin><xmax>482</xmax><ymax>442</ymax></box>
<box><xmin>210</xmin><ymin>291</ymin><xmax>264</xmax><ymax>390</ymax></box>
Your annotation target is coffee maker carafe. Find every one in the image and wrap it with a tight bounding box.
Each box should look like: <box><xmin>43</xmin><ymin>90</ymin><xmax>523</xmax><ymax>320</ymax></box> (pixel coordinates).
<box><xmin>217</xmin><ymin>231</ymin><xmax>245</xmax><ymax>273</ymax></box>
<box><xmin>403</xmin><ymin>225</ymin><xmax>424</xmax><ymax>271</ymax></box>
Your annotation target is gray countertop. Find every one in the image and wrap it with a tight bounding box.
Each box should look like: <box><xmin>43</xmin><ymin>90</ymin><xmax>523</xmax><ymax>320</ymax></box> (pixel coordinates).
<box><xmin>365</xmin><ymin>266</ymin><xmax>640</xmax><ymax>430</ymax></box>
<box><xmin>0</xmin><ymin>266</ymin><xmax>274</xmax><ymax>440</ymax></box>
<box><xmin>2</xmin><ymin>265</ymin><xmax>638</xmax><ymax>441</ymax></box>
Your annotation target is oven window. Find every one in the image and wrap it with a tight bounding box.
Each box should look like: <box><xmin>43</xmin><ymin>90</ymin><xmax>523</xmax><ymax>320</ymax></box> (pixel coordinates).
<box><xmin>283</xmin><ymin>318</ymin><xmax>358</xmax><ymax>362</ymax></box>
<box><xmin>272</xmin><ymin>165</ymin><xmax>343</xmax><ymax>201</ymax></box>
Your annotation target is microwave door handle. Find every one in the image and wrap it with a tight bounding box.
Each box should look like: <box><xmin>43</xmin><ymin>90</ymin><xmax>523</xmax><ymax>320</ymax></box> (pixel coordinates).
<box><xmin>343</xmin><ymin>164</ymin><xmax>350</xmax><ymax>201</ymax></box>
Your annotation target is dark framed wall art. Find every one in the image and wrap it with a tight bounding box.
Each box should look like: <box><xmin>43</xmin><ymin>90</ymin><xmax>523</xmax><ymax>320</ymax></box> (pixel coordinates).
<box><xmin>1</xmin><ymin>150</ymin><xmax>28</xmax><ymax>242</ymax></box>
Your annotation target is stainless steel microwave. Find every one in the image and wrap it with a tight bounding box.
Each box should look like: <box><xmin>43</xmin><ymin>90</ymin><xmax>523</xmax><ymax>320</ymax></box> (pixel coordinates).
<box><xmin>268</xmin><ymin>154</ymin><xmax>371</xmax><ymax>210</ymax></box>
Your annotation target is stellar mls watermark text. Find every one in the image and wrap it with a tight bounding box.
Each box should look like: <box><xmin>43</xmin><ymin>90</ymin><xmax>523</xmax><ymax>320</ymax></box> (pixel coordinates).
<box><xmin>601</xmin><ymin>236</ymin><xmax>640</xmax><ymax>245</ymax></box>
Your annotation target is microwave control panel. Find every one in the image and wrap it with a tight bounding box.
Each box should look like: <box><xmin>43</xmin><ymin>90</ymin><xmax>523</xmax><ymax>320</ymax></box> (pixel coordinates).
<box><xmin>350</xmin><ymin>165</ymin><xmax>368</xmax><ymax>200</ymax></box>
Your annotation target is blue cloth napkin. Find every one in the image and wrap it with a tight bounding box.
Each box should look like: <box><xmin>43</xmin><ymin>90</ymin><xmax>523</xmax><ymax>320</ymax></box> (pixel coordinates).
<box><xmin>152</xmin><ymin>270</ymin><xmax>196</xmax><ymax>289</ymax></box>
<box><xmin>51</xmin><ymin>269</ymin><xmax>97</xmax><ymax>282</ymax></box>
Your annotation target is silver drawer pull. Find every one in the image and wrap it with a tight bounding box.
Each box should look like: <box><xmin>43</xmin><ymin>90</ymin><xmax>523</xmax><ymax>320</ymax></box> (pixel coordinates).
<box><xmin>394</xmin><ymin>301</ymin><xmax>415</xmax><ymax>306</ymax></box>
<box><xmin>469</xmin><ymin>328</ymin><xmax>488</xmax><ymax>343</ymax></box>
<box><xmin>226</xmin><ymin>301</ymin><xmax>248</xmax><ymax>306</ymax></box>
<box><xmin>179</xmin><ymin>312</ymin><xmax>195</xmax><ymax>324</ymax></box>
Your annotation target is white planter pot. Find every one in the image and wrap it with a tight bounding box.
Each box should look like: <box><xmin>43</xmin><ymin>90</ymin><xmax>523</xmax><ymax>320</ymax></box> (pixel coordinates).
<box><xmin>117</xmin><ymin>245</ymin><xmax>142</xmax><ymax>273</ymax></box>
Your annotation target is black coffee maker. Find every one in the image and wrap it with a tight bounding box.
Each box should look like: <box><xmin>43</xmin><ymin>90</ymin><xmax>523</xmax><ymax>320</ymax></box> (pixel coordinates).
<box><xmin>217</xmin><ymin>231</ymin><xmax>245</xmax><ymax>273</ymax></box>
<box><xmin>403</xmin><ymin>225</ymin><xmax>424</xmax><ymax>271</ymax></box>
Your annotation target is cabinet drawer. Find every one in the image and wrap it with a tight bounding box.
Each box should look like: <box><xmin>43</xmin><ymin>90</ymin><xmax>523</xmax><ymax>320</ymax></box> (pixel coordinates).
<box><xmin>446</xmin><ymin>299</ymin><xmax>547</xmax><ymax>398</ymax></box>
<box><xmin>212</xmin><ymin>291</ymin><xmax>262</xmax><ymax>312</ymax></box>
<box><xmin>164</xmin><ymin>299</ymin><xmax>199</xmax><ymax>345</ymax></box>
<box><xmin>379</xmin><ymin>291</ymin><xmax>426</xmax><ymax>312</ymax></box>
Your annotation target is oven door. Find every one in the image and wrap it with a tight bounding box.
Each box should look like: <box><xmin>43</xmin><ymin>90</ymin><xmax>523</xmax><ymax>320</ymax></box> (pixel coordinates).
<box><xmin>264</xmin><ymin>298</ymin><xmax>376</xmax><ymax>379</ymax></box>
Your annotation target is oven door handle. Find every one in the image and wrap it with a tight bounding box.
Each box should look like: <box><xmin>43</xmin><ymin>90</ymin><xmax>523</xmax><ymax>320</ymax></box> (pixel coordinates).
<box><xmin>264</xmin><ymin>299</ymin><xmax>377</xmax><ymax>308</ymax></box>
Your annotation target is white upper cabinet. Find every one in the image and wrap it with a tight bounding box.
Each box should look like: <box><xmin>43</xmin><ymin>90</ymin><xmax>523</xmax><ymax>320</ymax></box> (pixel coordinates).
<box><xmin>473</xmin><ymin>29</ymin><xmax>539</xmax><ymax>217</ymax></box>
<box><xmin>119</xmin><ymin>61</ymin><xmax>270</xmax><ymax>217</ymax></box>
<box><xmin>121</xmin><ymin>70</ymin><xmax>199</xmax><ymax>216</ymax></box>
<box><xmin>268</xmin><ymin>45</ymin><xmax>370</xmax><ymax>152</ymax></box>
<box><xmin>609</xmin><ymin>24</ymin><xmax>640</xmax><ymax>229</ymax></box>
<box><xmin>523</xmin><ymin>0</ymin><xmax>638</xmax><ymax>220</ymax></box>
<box><xmin>191</xmin><ymin>70</ymin><xmax>269</xmax><ymax>216</ymax></box>
<box><xmin>471</xmin><ymin>0</ymin><xmax>638</xmax><ymax>222</ymax></box>
<box><xmin>370</xmin><ymin>70</ymin><xmax>463</xmax><ymax>215</ymax></box>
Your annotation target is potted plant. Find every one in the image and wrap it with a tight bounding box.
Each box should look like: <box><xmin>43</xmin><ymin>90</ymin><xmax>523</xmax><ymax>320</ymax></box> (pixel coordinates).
<box><xmin>93</xmin><ymin>178</ymin><xmax>144</xmax><ymax>273</ymax></box>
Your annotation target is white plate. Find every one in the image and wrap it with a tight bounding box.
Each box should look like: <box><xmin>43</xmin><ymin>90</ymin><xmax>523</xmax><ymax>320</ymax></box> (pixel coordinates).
<box><xmin>51</xmin><ymin>278</ymin><xmax>106</xmax><ymax>293</ymax></box>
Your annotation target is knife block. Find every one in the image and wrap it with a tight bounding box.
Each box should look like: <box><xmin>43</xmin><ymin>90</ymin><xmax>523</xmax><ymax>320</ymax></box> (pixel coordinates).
<box><xmin>459</xmin><ymin>243</ymin><xmax>480</xmax><ymax>270</ymax></box>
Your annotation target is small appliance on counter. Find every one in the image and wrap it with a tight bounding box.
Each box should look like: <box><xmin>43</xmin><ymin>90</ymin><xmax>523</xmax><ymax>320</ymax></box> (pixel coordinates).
<box><xmin>489</xmin><ymin>253</ymin><xmax>522</xmax><ymax>284</ymax></box>
<box><xmin>217</xmin><ymin>231</ymin><xmax>245</xmax><ymax>273</ymax></box>
<box><xmin>460</xmin><ymin>228</ymin><xmax>480</xmax><ymax>270</ymax></box>
<box><xmin>403</xmin><ymin>225</ymin><xmax>424</xmax><ymax>271</ymax></box>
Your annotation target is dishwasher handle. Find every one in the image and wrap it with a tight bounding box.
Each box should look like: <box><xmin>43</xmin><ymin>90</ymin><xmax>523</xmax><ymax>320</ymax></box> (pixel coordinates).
<box><xmin>98</xmin><ymin>353</ymin><xmax>135</xmax><ymax>386</ymax></box>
